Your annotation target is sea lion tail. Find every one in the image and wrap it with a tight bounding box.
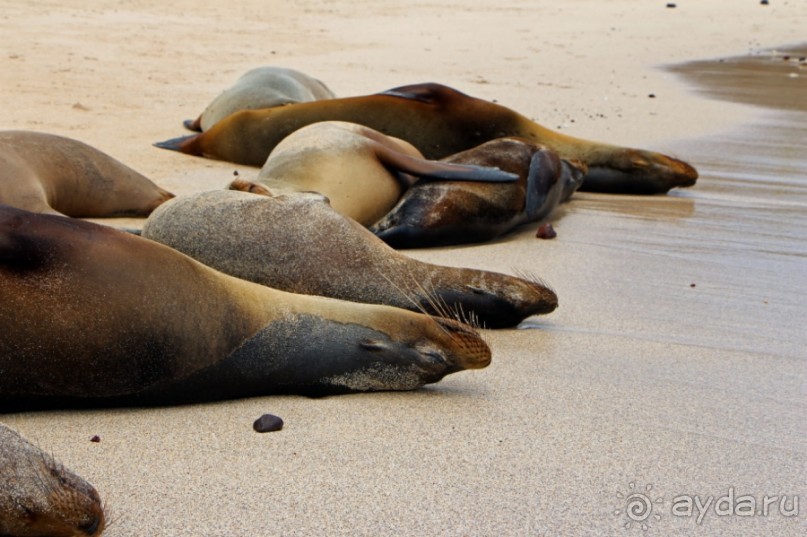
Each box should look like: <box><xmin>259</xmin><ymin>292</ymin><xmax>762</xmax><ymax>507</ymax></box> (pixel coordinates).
<box><xmin>153</xmin><ymin>133</ymin><xmax>203</xmax><ymax>155</ymax></box>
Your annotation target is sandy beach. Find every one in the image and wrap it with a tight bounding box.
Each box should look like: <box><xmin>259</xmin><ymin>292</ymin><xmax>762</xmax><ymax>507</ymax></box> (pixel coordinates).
<box><xmin>1</xmin><ymin>1</ymin><xmax>805</xmax><ymax>535</ymax></box>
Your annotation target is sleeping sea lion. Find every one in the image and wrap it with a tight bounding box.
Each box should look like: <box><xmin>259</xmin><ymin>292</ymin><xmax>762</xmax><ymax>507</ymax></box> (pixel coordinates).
<box><xmin>371</xmin><ymin>137</ymin><xmax>586</xmax><ymax>248</ymax></box>
<box><xmin>0</xmin><ymin>204</ymin><xmax>490</xmax><ymax>409</ymax></box>
<box><xmin>0</xmin><ymin>130</ymin><xmax>173</xmax><ymax>217</ymax></box>
<box><xmin>232</xmin><ymin>121</ymin><xmax>517</xmax><ymax>226</ymax></box>
<box><xmin>184</xmin><ymin>66</ymin><xmax>336</xmax><ymax>132</ymax></box>
<box><xmin>0</xmin><ymin>423</ymin><xmax>106</xmax><ymax>537</ymax></box>
<box><xmin>141</xmin><ymin>189</ymin><xmax>558</xmax><ymax>328</ymax></box>
<box><xmin>155</xmin><ymin>82</ymin><xmax>697</xmax><ymax>194</ymax></box>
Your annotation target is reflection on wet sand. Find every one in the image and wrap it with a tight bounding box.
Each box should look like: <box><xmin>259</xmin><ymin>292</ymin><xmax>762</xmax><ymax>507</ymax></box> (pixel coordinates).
<box><xmin>667</xmin><ymin>44</ymin><xmax>807</xmax><ymax>208</ymax></box>
<box><xmin>529</xmin><ymin>45</ymin><xmax>807</xmax><ymax>362</ymax></box>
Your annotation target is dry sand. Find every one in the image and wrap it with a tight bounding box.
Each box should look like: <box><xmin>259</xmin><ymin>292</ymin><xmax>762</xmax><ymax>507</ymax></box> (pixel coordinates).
<box><xmin>1</xmin><ymin>1</ymin><xmax>806</xmax><ymax>535</ymax></box>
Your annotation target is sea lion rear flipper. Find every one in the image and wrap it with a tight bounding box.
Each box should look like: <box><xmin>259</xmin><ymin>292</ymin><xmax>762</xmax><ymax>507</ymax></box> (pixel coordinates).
<box><xmin>183</xmin><ymin>116</ymin><xmax>203</xmax><ymax>132</ymax></box>
<box><xmin>153</xmin><ymin>133</ymin><xmax>203</xmax><ymax>155</ymax></box>
<box><xmin>374</xmin><ymin>145</ymin><xmax>518</xmax><ymax>188</ymax></box>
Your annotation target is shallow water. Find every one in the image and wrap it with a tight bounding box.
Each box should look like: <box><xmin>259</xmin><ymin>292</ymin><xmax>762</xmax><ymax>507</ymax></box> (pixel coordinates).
<box><xmin>520</xmin><ymin>45</ymin><xmax>807</xmax><ymax>360</ymax></box>
<box><xmin>659</xmin><ymin>45</ymin><xmax>807</xmax><ymax>358</ymax></box>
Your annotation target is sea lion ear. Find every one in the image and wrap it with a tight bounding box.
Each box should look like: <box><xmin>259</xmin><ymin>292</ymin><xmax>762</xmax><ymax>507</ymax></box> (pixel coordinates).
<box><xmin>359</xmin><ymin>339</ymin><xmax>390</xmax><ymax>352</ymax></box>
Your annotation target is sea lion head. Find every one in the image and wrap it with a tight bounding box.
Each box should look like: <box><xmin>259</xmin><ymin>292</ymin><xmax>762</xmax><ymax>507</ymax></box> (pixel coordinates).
<box><xmin>212</xmin><ymin>307</ymin><xmax>492</xmax><ymax>397</ymax></box>
<box><xmin>334</xmin><ymin>311</ymin><xmax>493</xmax><ymax>391</ymax></box>
<box><xmin>0</xmin><ymin>425</ymin><xmax>106</xmax><ymax>537</ymax></box>
<box><xmin>423</xmin><ymin>271</ymin><xmax>558</xmax><ymax>329</ymax></box>
<box><xmin>581</xmin><ymin>148</ymin><xmax>698</xmax><ymax>194</ymax></box>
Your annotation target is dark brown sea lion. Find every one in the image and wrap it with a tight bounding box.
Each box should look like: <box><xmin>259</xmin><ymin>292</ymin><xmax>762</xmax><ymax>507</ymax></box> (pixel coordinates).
<box><xmin>371</xmin><ymin>138</ymin><xmax>586</xmax><ymax>248</ymax></box>
<box><xmin>184</xmin><ymin>66</ymin><xmax>336</xmax><ymax>132</ymax></box>
<box><xmin>155</xmin><ymin>82</ymin><xmax>698</xmax><ymax>194</ymax></box>
<box><xmin>141</xmin><ymin>189</ymin><xmax>557</xmax><ymax>329</ymax></box>
<box><xmin>235</xmin><ymin>121</ymin><xmax>517</xmax><ymax>226</ymax></box>
<box><xmin>0</xmin><ymin>204</ymin><xmax>490</xmax><ymax>409</ymax></box>
<box><xmin>0</xmin><ymin>423</ymin><xmax>106</xmax><ymax>537</ymax></box>
<box><xmin>0</xmin><ymin>130</ymin><xmax>174</xmax><ymax>217</ymax></box>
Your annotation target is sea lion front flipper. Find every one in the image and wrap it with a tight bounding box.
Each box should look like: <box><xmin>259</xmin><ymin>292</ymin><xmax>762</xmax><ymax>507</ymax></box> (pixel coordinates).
<box><xmin>524</xmin><ymin>149</ymin><xmax>562</xmax><ymax>222</ymax></box>
<box><xmin>228</xmin><ymin>178</ymin><xmax>273</xmax><ymax>197</ymax></box>
<box><xmin>373</xmin><ymin>144</ymin><xmax>518</xmax><ymax>188</ymax></box>
<box><xmin>378</xmin><ymin>83</ymin><xmax>446</xmax><ymax>104</ymax></box>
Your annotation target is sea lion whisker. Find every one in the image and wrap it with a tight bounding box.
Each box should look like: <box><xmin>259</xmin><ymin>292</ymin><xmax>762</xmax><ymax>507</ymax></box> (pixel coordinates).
<box><xmin>374</xmin><ymin>268</ymin><xmax>430</xmax><ymax>316</ymax></box>
<box><xmin>422</xmin><ymin>277</ymin><xmax>478</xmax><ymax>329</ymax></box>
<box><xmin>405</xmin><ymin>273</ymin><xmax>456</xmax><ymax>325</ymax></box>
<box><xmin>409</xmin><ymin>275</ymin><xmax>480</xmax><ymax>331</ymax></box>
<box><xmin>513</xmin><ymin>268</ymin><xmax>555</xmax><ymax>294</ymax></box>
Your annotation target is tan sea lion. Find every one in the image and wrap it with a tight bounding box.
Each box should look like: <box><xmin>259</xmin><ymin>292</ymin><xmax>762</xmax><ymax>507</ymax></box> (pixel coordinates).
<box><xmin>232</xmin><ymin>121</ymin><xmax>517</xmax><ymax>226</ymax></box>
<box><xmin>371</xmin><ymin>138</ymin><xmax>587</xmax><ymax>248</ymax></box>
<box><xmin>155</xmin><ymin>82</ymin><xmax>698</xmax><ymax>194</ymax></box>
<box><xmin>0</xmin><ymin>130</ymin><xmax>174</xmax><ymax>217</ymax></box>
<box><xmin>142</xmin><ymin>189</ymin><xmax>558</xmax><ymax>329</ymax></box>
<box><xmin>1</xmin><ymin>423</ymin><xmax>106</xmax><ymax>537</ymax></box>
<box><xmin>184</xmin><ymin>66</ymin><xmax>336</xmax><ymax>132</ymax></box>
<box><xmin>0</xmin><ymin>204</ymin><xmax>490</xmax><ymax>409</ymax></box>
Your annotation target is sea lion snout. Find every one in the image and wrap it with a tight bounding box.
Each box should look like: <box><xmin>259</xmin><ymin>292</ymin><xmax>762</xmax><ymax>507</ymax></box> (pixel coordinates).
<box><xmin>429</xmin><ymin>316</ymin><xmax>492</xmax><ymax>370</ymax></box>
<box><xmin>0</xmin><ymin>424</ymin><xmax>107</xmax><ymax>537</ymax></box>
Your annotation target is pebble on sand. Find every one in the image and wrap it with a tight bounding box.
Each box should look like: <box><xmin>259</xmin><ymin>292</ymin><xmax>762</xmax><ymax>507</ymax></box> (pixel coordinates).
<box><xmin>253</xmin><ymin>414</ymin><xmax>284</xmax><ymax>433</ymax></box>
<box><xmin>536</xmin><ymin>223</ymin><xmax>557</xmax><ymax>239</ymax></box>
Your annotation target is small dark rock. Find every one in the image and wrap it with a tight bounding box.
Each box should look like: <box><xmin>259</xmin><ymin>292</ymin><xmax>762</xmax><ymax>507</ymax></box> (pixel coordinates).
<box><xmin>648</xmin><ymin>93</ymin><xmax>656</xmax><ymax>98</ymax></box>
<box><xmin>666</xmin><ymin>3</ymin><xmax>677</xmax><ymax>8</ymax></box>
<box><xmin>690</xmin><ymin>283</ymin><xmax>696</xmax><ymax>288</ymax></box>
<box><xmin>536</xmin><ymin>223</ymin><xmax>557</xmax><ymax>239</ymax></box>
<box><xmin>253</xmin><ymin>414</ymin><xmax>284</xmax><ymax>433</ymax></box>
<box><xmin>760</xmin><ymin>0</ymin><xmax>769</xmax><ymax>5</ymax></box>
<box><xmin>90</xmin><ymin>435</ymin><xmax>101</xmax><ymax>443</ymax></box>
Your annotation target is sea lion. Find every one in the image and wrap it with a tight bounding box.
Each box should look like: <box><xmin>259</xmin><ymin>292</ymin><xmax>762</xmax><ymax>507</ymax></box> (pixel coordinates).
<box><xmin>155</xmin><ymin>82</ymin><xmax>698</xmax><ymax>194</ymax></box>
<box><xmin>231</xmin><ymin>121</ymin><xmax>518</xmax><ymax>226</ymax></box>
<box><xmin>1</xmin><ymin>423</ymin><xmax>106</xmax><ymax>537</ymax></box>
<box><xmin>0</xmin><ymin>204</ymin><xmax>490</xmax><ymax>409</ymax></box>
<box><xmin>371</xmin><ymin>138</ymin><xmax>587</xmax><ymax>248</ymax></box>
<box><xmin>0</xmin><ymin>130</ymin><xmax>174</xmax><ymax>217</ymax></box>
<box><xmin>184</xmin><ymin>66</ymin><xmax>336</xmax><ymax>132</ymax></box>
<box><xmin>141</xmin><ymin>189</ymin><xmax>558</xmax><ymax>329</ymax></box>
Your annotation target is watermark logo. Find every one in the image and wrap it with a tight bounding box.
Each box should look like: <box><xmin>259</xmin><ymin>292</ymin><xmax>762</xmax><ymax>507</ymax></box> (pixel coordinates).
<box><xmin>614</xmin><ymin>482</ymin><xmax>800</xmax><ymax>530</ymax></box>
<box><xmin>614</xmin><ymin>482</ymin><xmax>664</xmax><ymax>530</ymax></box>
<box><xmin>671</xmin><ymin>487</ymin><xmax>799</xmax><ymax>525</ymax></box>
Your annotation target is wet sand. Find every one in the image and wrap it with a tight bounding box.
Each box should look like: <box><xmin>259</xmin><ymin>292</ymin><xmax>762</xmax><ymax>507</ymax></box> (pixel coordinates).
<box><xmin>2</xmin><ymin>1</ymin><xmax>806</xmax><ymax>536</ymax></box>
